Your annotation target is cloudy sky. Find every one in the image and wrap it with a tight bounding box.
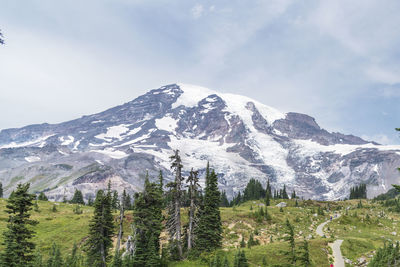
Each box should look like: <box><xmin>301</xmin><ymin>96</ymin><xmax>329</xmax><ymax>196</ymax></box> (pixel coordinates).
<box><xmin>0</xmin><ymin>0</ymin><xmax>399</xmax><ymax>144</ymax></box>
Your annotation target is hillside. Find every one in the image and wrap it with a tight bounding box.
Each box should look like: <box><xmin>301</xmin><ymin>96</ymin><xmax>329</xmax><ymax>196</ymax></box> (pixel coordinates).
<box><xmin>0</xmin><ymin>84</ymin><xmax>400</xmax><ymax>201</ymax></box>
<box><xmin>1</xmin><ymin>197</ymin><xmax>400</xmax><ymax>266</ymax></box>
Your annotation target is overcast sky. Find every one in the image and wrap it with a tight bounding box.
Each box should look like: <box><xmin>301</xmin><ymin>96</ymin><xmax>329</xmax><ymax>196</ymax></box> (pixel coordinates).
<box><xmin>0</xmin><ymin>0</ymin><xmax>399</xmax><ymax>144</ymax></box>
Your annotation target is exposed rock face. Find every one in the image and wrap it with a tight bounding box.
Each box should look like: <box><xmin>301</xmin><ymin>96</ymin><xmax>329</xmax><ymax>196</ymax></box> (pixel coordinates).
<box><xmin>0</xmin><ymin>83</ymin><xmax>399</xmax><ymax>201</ymax></box>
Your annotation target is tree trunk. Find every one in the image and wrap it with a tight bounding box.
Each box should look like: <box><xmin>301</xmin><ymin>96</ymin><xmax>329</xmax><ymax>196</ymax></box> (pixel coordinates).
<box><xmin>116</xmin><ymin>203</ymin><xmax>124</xmax><ymax>253</ymax></box>
<box><xmin>188</xmin><ymin>196</ymin><xmax>195</xmax><ymax>250</ymax></box>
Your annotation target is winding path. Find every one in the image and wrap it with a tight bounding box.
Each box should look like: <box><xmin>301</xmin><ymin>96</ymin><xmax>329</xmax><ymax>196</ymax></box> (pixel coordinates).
<box><xmin>316</xmin><ymin>214</ymin><xmax>345</xmax><ymax>267</ymax></box>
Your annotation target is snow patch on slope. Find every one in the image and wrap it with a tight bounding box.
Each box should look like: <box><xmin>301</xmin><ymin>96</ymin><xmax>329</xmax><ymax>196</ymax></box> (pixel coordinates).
<box><xmin>0</xmin><ymin>134</ymin><xmax>55</xmax><ymax>149</ymax></box>
<box><xmin>155</xmin><ymin>115</ymin><xmax>178</xmax><ymax>132</ymax></box>
<box><xmin>25</xmin><ymin>156</ymin><xmax>40</xmax><ymax>162</ymax></box>
<box><xmin>60</xmin><ymin>135</ymin><xmax>74</xmax><ymax>146</ymax></box>
<box><xmin>91</xmin><ymin>148</ymin><xmax>129</xmax><ymax>159</ymax></box>
<box><xmin>173</xmin><ymin>83</ymin><xmax>217</xmax><ymax>109</ymax></box>
<box><xmin>95</xmin><ymin>124</ymin><xmax>130</xmax><ymax>141</ymax></box>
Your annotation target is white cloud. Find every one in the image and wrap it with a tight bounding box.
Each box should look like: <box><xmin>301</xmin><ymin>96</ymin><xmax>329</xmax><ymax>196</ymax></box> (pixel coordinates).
<box><xmin>191</xmin><ymin>4</ymin><xmax>204</xmax><ymax>19</ymax></box>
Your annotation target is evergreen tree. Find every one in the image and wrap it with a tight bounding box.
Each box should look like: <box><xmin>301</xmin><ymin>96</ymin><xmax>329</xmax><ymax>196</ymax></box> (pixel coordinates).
<box><xmin>166</xmin><ymin>150</ymin><xmax>184</xmax><ymax>259</ymax></box>
<box><xmin>297</xmin><ymin>238</ymin><xmax>311</xmax><ymax>267</ymax></box>
<box><xmin>70</xmin><ymin>189</ymin><xmax>85</xmax><ymax>205</ymax></box>
<box><xmin>349</xmin><ymin>184</ymin><xmax>367</xmax><ymax>199</ymax></box>
<box><xmin>65</xmin><ymin>243</ymin><xmax>81</xmax><ymax>267</ymax></box>
<box><xmin>234</xmin><ymin>250</ymin><xmax>248</xmax><ymax>267</ymax></box>
<box><xmin>266</xmin><ymin>179</ymin><xmax>272</xmax><ymax>198</ymax></box>
<box><xmin>194</xmin><ymin>166</ymin><xmax>223</xmax><ymax>252</ymax></box>
<box><xmin>87</xmin><ymin>196</ymin><xmax>94</xmax><ymax>206</ymax></box>
<box><xmin>243</xmin><ymin>178</ymin><xmax>266</xmax><ymax>202</ymax></box>
<box><xmin>265</xmin><ymin>192</ymin><xmax>270</xmax><ymax>206</ymax></box>
<box><xmin>282</xmin><ymin>185</ymin><xmax>289</xmax><ymax>199</ymax></box>
<box><xmin>0</xmin><ymin>29</ymin><xmax>4</xmax><ymax>45</ymax></box>
<box><xmin>186</xmin><ymin>169</ymin><xmax>200</xmax><ymax>251</ymax></box>
<box><xmin>46</xmin><ymin>242</ymin><xmax>63</xmax><ymax>267</ymax></box>
<box><xmin>112</xmin><ymin>191</ymin><xmax>119</xmax><ymax>210</ymax></box>
<box><xmin>223</xmin><ymin>255</ymin><xmax>230</xmax><ymax>267</ymax></box>
<box><xmin>0</xmin><ymin>182</ymin><xmax>3</xmax><ymax>198</ymax></box>
<box><xmin>220</xmin><ymin>191</ymin><xmax>229</xmax><ymax>207</ymax></box>
<box><xmin>282</xmin><ymin>218</ymin><xmax>296</xmax><ymax>264</ymax></box>
<box><xmin>111</xmin><ymin>250</ymin><xmax>122</xmax><ymax>267</ymax></box>
<box><xmin>122</xmin><ymin>189</ymin><xmax>132</xmax><ymax>210</ymax></box>
<box><xmin>84</xmin><ymin>189</ymin><xmax>115</xmax><ymax>267</ymax></box>
<box><xmin>291</xmin><ymin>190</ymin><xmax>297</xmax><ymax>199</ymax></box>
<box><xmin>33</xmin><ymin>249</ymin><xmax>43</xmax><ymax>267</ymax></box>
<box><xmin>132</xmin><ymin>175</ymin><xmax>163</xmax><ymax>266</ymax></box>
<box><xmin>37</xmin><ymin>192</ymin><xmax>48</xmax><ymax>201</ymax></box>
<box><xmin>0</xmin><ymin>183</ymin><xmax>38</xmax><ymax>266</ymax></box>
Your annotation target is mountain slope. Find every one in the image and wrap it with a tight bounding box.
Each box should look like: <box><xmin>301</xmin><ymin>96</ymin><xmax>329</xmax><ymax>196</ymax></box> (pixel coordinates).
<box><xmin>0</xmin><ymin>83</ymin><xmax>399</xmax><ymax>200</ymax></box>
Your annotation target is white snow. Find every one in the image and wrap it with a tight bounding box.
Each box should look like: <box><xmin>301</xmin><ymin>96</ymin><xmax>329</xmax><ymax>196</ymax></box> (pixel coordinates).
<box><xmin>172</xmin><ymin>84</ymin><xmax>217</xmax><ymax>109</ymax></box>
<box><xmin>25</xmin><ymin>156</ymin><xmax>40</xmax><ymax>163</ymax></box>
<box><xmin>95</xmin><ymin>124</ymin><xmax>130</xmax><ymax>141</ymax></box>
<box><xmin>91</xmin><ymin>120</ymin><xmax>104</xmax><ymax>124</ymax></box>
<box><xmin>0</xmin><ymin>134</ymin><xmax>55</xmax><ymax>149</ymax></box>
<box><xmin>59</xmin><ymin>135</ymin><xmax>74</xmax><ymax>146</ymax></box>
<box><xmin>294</xmin><ymin>139</ymin><xmax>400</xmax><ymax>157</ymax></box>
<box><xmin>175</xmin><ymin>83</ymin><xmax>286</xmax><ymax>125</ymax></box>
<box><xmin>155</xmin><ymin>115</ymin><xmax>178</xmax><ymax>132</ymax></box>
<box><xmin>91</xmin><ymin>148</ymin><xmax>129</xmax><ymax>159</ymax></box>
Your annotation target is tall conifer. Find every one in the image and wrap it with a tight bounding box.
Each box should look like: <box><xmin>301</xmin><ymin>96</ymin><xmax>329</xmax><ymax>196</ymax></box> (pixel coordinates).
<box><xmin>0</xmin><ymin>183</ymin><xmax>38</xmax><ymax>266</ymax></box>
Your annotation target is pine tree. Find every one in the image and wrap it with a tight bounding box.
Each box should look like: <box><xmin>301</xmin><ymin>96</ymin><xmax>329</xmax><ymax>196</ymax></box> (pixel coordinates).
<box><xmin>0</xmin><ymin>183</ymin><xmax>38</xmax><ymax>266</ymax></box>
<box><xmin>111</xmin><ymin>250</ymin><xmax>122</xmax><ymax>267</ymax></box>
<box><xmin>70</xmin><ymin>189</ymin><xmax>85</xmax><ymax>204</ymax></box>
<box><xmin>0</xmin><ymin>182</ymin><xmax>3</xmax><ymax>198</ymax></box>
<box><xmin>132</xmin><ymin>175</ymin><xmax>163</xmax><ymax>266</ymax></box>
<box><xmin>84</xmin><ymin>189</ymin><xmax>115</xmax><ymax>267</ymax></box>
<box><xmin>167</xmin><ymin>150</ymin><xmax>184</xmax><ymax>259</ymax></box>
<box><xmin>265</xmin><ymin>192</ymin><xmax>270</xmax><ymax>206</ymax></box>
<box><xmin>37</xmin><ymin>192</ymin><xmax>48</xmax><ymax>201</ymax></box>
<box><xmin>46</xmin><ymin>242</ymin><xmax>63</xmax><ymax>267</ymax></box>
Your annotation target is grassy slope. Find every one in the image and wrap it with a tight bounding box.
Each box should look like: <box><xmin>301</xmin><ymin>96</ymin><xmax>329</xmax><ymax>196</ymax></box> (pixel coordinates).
<box><xmin>0</xmin><ymin>198</ymin><xmax>399</xmax><ymax>266</ymax></box>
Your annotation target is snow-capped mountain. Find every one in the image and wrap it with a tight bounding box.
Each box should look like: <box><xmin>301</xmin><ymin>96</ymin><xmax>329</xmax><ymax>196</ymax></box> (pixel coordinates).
<box><xmin>0</xmin><ymin>83</ymin><xmax>399</xmax><ymax>201</ymax></box>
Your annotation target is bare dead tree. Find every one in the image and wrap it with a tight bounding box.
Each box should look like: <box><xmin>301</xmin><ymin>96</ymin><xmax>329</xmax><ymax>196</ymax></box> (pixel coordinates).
<box><xmin>186</xmin><ymin>168</ymin><xmax>200</xmax><ymax>250</ymax></box>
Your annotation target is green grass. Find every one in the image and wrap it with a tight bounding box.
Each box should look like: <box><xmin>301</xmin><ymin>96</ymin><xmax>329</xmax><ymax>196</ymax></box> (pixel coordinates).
<box><xmin>0</xmin><ymin>197</ymin><xmax>399</xmax><ymax>265</ymax></box>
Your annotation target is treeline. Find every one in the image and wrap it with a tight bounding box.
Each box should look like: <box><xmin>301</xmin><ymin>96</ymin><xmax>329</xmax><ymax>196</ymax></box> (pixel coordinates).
<box><xmin>0</xmin><ymin>150</ymin><xmax>224</xmax><ymax>267</ymax></box>
<box><xmin>349</xmin><ymin>184</ymin><xmax>367</xmax><ymax>199</ymax></box>
<box><xmin>35</xmin><ymin>186</ymin><xmax>135</xmax><ymax>211</ymax></box>
<box><xmin>229</xmin><ymin>178</ymin><xmax>296</xmax><ymax>206</ymax></box>
<box><xmin>368</xmin><ymin>242</ymin><xmax>400</xmax><ymax>267</ymax></box>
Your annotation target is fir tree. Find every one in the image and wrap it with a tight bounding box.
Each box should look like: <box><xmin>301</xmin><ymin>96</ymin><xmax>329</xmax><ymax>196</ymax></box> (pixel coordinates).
<box><xmin>297</xmin><ymin>238</ymin><xmax>311</xmax><ymax>267</ymax></box>
<box><xmin>111</xmin><ymin>250</ymin><xmax>122</xmax><ymax>267</ymax></box>
<box><xmin>122</xmin><ymin>189</ymin><xmax>132</xmax><ymax>210</ymax></box>
<box><xmin>282</xmin><ymin>218</ymin><xmax>296</xmax><ymax>264</ymax></box>
<box><xmin>0</xmin><ymin>30</ymin><xmax>4</xmax><ymax>45</ymax></box>
<box><xmin>265</xmin><ymin>193</ymin><xmax>270</xmax><ymax>206</ymax></box>
<box><xmin>112</xmin><ymin>191</ymin><xmax>119</xmax><ymax>210</ymax></box>
<box><xmin>282</xmin><ymin>185</ymin><xmax>289</xmax><ymax>199</ymax></box>
<box><xmin>234</xmin><ymin>250</ymin><xmax>249</xmax><ymax>267</ymax></box>
<box><xmin>132</xmin><ymin>176</ymin><xmax>163</xmax><ymax>266</ymax></box>
<box><xmin>166</xmin><ymin>150</ymin><xmax>184</xmax><ymax>259</ymax></box>
<box><xmin>0</xmin><ymin>183</ymin><xmax>38</xmax><ymax>267</ymax></box>
<box><xmin>0</xmin><ymin>182</ymin><xmax>3</xmax><ymax>198</ymax></box>
<box><xmin>37</xmin><ymin>192</ymin><xmax>48</xmax><ymax>201</ymax></box>
<box><xmin>194</xmin><ymin>166</ymin><xmax>223</xmax><ymax>252</ymax></box>
<box><xmin>84</xmin><ymin>189</ymin><xmax>115</xmax><ymax>267</ymax></box>
<box><xmin>220</xmin><ymin>191</ymin><xmax>229</xmax><ymax>207</ymax></box>
<box><xmin>70</xmin><ymin>189</ymin><xmax>85</xmax><ymax>205</ymax></box>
